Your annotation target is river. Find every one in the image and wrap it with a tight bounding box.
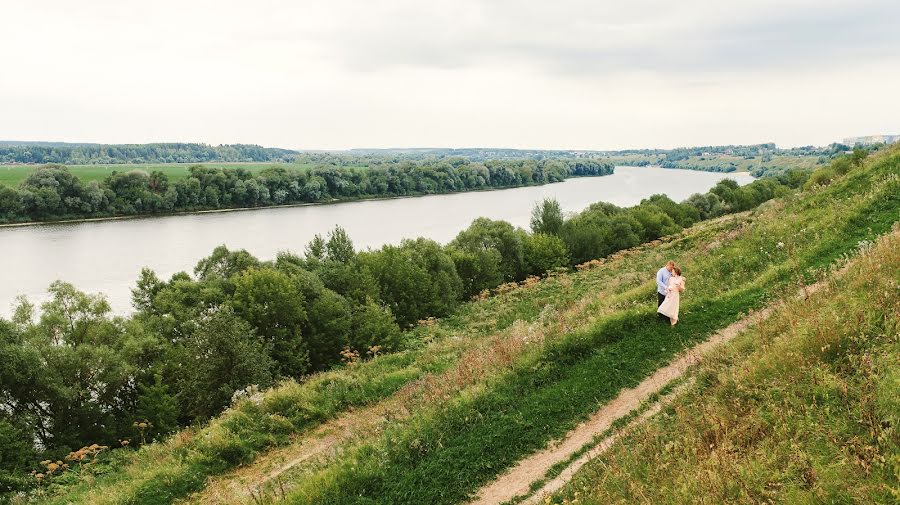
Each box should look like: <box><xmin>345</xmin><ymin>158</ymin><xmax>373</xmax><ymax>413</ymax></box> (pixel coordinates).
<box><xmin>0</xmin><ymin>166</ymin><xmax>753</xmax><ymax>315</ymax></box>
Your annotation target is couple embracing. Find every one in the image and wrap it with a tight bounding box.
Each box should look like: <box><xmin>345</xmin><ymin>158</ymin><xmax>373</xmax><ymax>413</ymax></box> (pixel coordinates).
<box><xmin>656</xmin><ymin>260</ymin><xmax>685</xmax><ymax>326</ymax></box>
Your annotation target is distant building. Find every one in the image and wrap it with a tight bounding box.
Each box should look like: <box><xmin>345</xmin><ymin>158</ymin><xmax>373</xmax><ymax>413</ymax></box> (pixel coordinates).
<box><xmin>842</xmin><ymin>134</ymin><xmax>900</xmax><ymax>146</ymax></box>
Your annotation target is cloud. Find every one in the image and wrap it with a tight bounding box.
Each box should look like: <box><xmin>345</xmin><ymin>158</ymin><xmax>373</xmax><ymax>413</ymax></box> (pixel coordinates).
<box><xmin>314</xmin><ymin>0</ymin><xmax>900</xmax><ymax>76</ymax></box>
<box><xmin>0</xmin><ymin>0</ymin><xmax>897</xmax><ymax>149</ymax></box>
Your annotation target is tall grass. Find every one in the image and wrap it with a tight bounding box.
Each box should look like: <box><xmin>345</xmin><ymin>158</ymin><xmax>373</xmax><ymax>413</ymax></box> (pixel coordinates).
<box><xmin>271</xmin><ymin>148</ymin><xmax>899</xmax><ymax>503</ymax></box>
<box><xmin>549</xmin><ymin>227</ymin><xmax>900</xmax><ymax>504</ymax></box>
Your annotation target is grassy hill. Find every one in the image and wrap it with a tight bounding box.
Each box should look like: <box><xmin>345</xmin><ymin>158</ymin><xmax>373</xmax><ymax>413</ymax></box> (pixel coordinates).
<box><xmin>547</xmin><ymin>226</ymin><xmax>899</xmax><ymax>504</ymax></box>
<box><xmin>24</xmin><ymin>146</ymin><xmax>900</xmax><ymax>504</ymax></box>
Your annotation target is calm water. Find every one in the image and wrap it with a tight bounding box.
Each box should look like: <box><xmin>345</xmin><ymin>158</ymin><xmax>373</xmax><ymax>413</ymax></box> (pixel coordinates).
<box><xmin>0</xmin><ymin>166</ymin><xmax>753</xmax><ymax>315</ymax></box>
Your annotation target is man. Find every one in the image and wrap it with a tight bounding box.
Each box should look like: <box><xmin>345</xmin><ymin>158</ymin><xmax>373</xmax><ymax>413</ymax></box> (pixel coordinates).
<box><xmin>656</xmin><ymin>261</ymin><xmax>675</xmax><ymax>320</ymax></box>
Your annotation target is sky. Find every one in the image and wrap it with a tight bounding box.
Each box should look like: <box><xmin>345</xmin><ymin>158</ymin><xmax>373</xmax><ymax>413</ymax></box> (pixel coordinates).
<box><xmin>1</xmin><ymin>0</ymin><xmax>899</xmax><ymax>150</ymax></box>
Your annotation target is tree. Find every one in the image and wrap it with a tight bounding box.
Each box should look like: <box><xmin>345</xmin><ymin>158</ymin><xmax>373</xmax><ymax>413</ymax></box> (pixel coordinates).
<box><xmin>325</xmin><ymin>226</ymin><xmax>355</xmax><ymax>263</ymax></box>
<box><xmin>231</xmin><ymin>268</ymin><xmax>309</xmax><ymax>377</ymax></box>
<box><xmin>0</xmin><ymin>186</ymin><xmax>22</xmax><ymax>221</ymax></box>
<box><xmin>170</xmin><ymin>307</ymin><xmax>273</xmax><ymax>420</ymax></box>
<box><xmin>685</xmin><ymin>192</ymin><xmax>725</xmax><ymax>220</ymax></box>
<box><xmin>530</xmin><ymin>198</ymin><xmax>564</xmax><ymax>235</ymax></box>
<box><xmin>194</xmin><ymin>245</ymin><xmax>260</xmax><ymax>280</ymax></box>
<box><xmin>523</xmin><ymin>233</ymin><xmax>570</xmax><ymax>275</ymax></box>
<box><xmin>134</xmin><ymin>375</ymin><xmax>179</xmax><ymax>442</ymax></box>
<box><xmin>304</xmin><ymin>289</ymin><xmax>352</xmax><ymax>370</ymax></box>
<box><xmin>451</xmin><ymin>218</ymin><xmax>526</xmax><ymax>281</ymax></box>
<box><xmin>348</xmin><ymin>302</ymin><xmax>403</xmax><ymax>355</ymax></box>
<box><xmin>304</xmin><ymin>234</ymin><xmax>326</xmax><ymax>262</ymax></box>
<box><xmin>132</xmin><ymin>268</ymin><xmax>163</xmax><ymax>313</ymax></box>
<box><xmin>448</xmin><ymin>247</ymin><xmax>503</xmax><ymax>298</ymax></box>
<box><xmin>359</xmin><ymin>239</ymin><xmax>462</xmax><ymax>327</ymax></box>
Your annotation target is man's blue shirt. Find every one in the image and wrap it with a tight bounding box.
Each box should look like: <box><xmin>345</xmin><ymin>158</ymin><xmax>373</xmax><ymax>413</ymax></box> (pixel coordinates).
<box><xmin>657</xmin><ymin>267</ymin><xmax>672</xmax><ymax>295</ymax></box>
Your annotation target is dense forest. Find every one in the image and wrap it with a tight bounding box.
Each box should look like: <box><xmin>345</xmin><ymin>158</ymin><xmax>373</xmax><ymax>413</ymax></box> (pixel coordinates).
<box><xmin>0</xmin><ymin>143</ymin><xmax>296</xmax><ymax>165</ymax></box>
<box><xmin>0</xmin><ymin>158</ymin><xmax>613</xmax><ymax>223</ymax></box>
<box><xmin>0</xmin><ymin>162</ymin><xmax>817</xmax><ymax>495</ymax></box>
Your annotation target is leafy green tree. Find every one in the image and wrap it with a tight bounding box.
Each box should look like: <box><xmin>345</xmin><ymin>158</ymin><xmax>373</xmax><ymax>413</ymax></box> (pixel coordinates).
<box><xmin>325</xmin><ymin>226</ymin><xmax>355</xmax><ymax>263</ymax></box>
<box><xmin>530</xmin><ymin>198</ymin><xmax>564</xmax><ymax>235</ymax></box>
<box><xmin>0</xmin><ymin>186</ymin><xmax>22</xmax><ymax>221</ymax></box>
<box><xmin>684</xmin><ymin>192</ymin><xmax>725</xmax><ymax>220</ymax></box>
<box><xmin>629</xmin><ymin>206</ymin><xmax>680</xmax><ymax>242</ymax></box>
<box><xmin>305</xmin><ymin>289</ymin><xmax>352</xmax><ymax>370</ymax></box>
<box><xmin>134</xmin><ymin>375</ymin><xmax>180</xmax><ymax>442</ymax></box>
<box><xmin>231</xmin><ymin>268</ymin><xmax>309</xmax><ymax>377</ymax></box>
<box><xmin>523</xmin><ymin>233</ymin><xmax>570</xmax><ymax>275</ymax></box>
<box><xmin>448</xmin><ymin>247</ymin><xmax>503</xmax><ymax>298</ymax></box>
<box><xmin>132</xmin><ymin>268</ymin><xmax>163</xmax><ymax>313</ymax></box>
<box><xmin>639</xmin><ymin>194</ymin><xmax>699</xmax><ymax>227</ymax></box>
<box><xmin>0</xmin><ymin>285</ymin><xmax>138</xmax><ymax>453</ymax></box>
<box><xmin>348</xmin><ymin>302</ymin><xmax>403</xmax><ymax>355</ymax></box>
<box><xmin>170</xmin><ymin>307</ymin><xmax>273</xmax><ymax>420</ymax></box>
<box><xmin>304</xmin><ymin>234</ymin><xmax>327</xmax><ymax>262</ymax></box>
<box><xmin>194</xmin><ymin>245</ymin><xmax>261</xmax><ymax>281</ymax></box>
<box><xmin>0</xmin><ymin>416</ymin><xmax>35</xmax><ymax>494</ymax></box>
<box><xmin>359</xmin><ymin>239</ymin><xmax>462</xmax><ymax>326</ymax></box>
<box><xmin>452</xmin><ymin>218</ymin><xmax>526</xmax><ymax>281</ymax></box>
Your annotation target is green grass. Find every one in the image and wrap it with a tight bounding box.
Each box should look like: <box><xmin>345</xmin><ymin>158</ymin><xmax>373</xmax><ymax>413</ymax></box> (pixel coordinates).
<box><xmin>548</xmin><ymin>225</ymin><xmax>900</xmax><ymax>504</ymax></box>
<box><xmin>0</xmin><ymin>162</ymin><xmax>325</xmax><ymax>187</ymax></box>
<box><xmin>272</xmin><ymin>148</ymin><xmax>899</xmax><ymax>504</ymax></box>
<box><xmin>291</xmin><ymin>289</ymin><xmax>768</xmax><ymax>504</ymax></box>
<box><xmin>31</xmin><ymin>147</ymin><xmax>900</xmax><ymax>504</ymax></box>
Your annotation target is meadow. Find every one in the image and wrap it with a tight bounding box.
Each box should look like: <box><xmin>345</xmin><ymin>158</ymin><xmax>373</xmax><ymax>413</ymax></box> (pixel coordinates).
<box><xmin>605</xmin><ymin>153</ymin><xmax>824</xmax><ymax>174</ymax></box>
<box><xmin>548</xmin><ymin>225</ymin><xmax>900</xmax><ymax>504</ymax></box>
<box><xmin>27</xmin><ymin>146</ymin><xmax>899</xmax><ymax>504</ymax></box>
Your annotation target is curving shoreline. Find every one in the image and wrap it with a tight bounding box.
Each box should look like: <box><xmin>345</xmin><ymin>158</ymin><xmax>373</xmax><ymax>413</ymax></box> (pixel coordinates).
<box><xmin>0</xmin><ymin>175</ymin><xmax>608</xmax><ymax>229</ymax></box>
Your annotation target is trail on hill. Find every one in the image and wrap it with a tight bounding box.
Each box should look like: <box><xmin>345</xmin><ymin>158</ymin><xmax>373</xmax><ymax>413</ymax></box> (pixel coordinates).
<box><xmin>468</xmin><ymin>270</ymin><xmax>842</xmax><ymax>505</ymax></box>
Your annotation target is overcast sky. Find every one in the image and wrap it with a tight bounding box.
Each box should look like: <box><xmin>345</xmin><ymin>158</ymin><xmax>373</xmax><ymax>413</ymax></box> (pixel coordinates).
<box><xmin>2</xmin><ymin>0</ymin><xmax>898</xmax><ymax>150</ymax></box>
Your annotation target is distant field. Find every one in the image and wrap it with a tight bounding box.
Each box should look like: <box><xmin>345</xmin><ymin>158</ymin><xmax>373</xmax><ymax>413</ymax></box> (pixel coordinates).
<box><xmin>605</xmin><ymin>153</ymin><xmax>824</xmax><ymax>172</ymax></box>
<box><xmin>679</xmin><ymin>153</ymin><xmax>824</xmax><ymax>171</ymax></box>
<box><xmin>0</xmin><ymin>162</ymin><xmax>322</xmax><ymax>187</ymax></box>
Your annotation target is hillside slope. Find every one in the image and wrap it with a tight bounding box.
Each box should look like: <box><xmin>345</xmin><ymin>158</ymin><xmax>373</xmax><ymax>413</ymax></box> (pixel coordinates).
<box><xmin>30</xmin><ymin>146</ymin><xmax>900</xmax><ymax>504</ymax></box>
<box><xmin>546</xmin><ymin>227</ymin><xmax>899</xmax><ymax>504</ymax></box>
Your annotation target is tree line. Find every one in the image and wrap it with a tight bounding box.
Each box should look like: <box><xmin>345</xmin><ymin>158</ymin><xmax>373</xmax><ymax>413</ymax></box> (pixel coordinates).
<box><xmin>0</xmin><ymin>167</ymin><xmax>811</xmax><ymax>495</ymax></box>
<box><xmin>0</xmin><ymin>159</ymin><xmax>614</xmax><ymax>223</ymax></box>
<box><xmin>0</xmin><ymin>143</ymin><xmax>296</xmax><ymax>165</ymax></box>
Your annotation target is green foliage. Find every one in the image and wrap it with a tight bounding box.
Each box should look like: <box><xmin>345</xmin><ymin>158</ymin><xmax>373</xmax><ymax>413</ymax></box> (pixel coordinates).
<box><xmin>4</xmin><ymin>147</ymin><xmax>874</xmax><ymax>502</ymax></box>
<box><xmin>448</xmin><ymin>247</ymin><xmax>504</xmax><ymax>298</ymax></box>
<box><xmin>451</xmin><ymin>218</ymin><xmax>527</xmax><ymax>281</ymax></box>
<box><xmin>170</xmin><ymin>307</ymin><xmax>273</xmax><ymax>420</ymax></box>
<box><xmin>193</xmin><ymin>245</ymin><xmax>261</xmax><ymax>281</ymax></box>
<box><xmin>523</xmin><ymin>233</ymin><xmax>570</xmax><ymax>275</ymax></box>
<box><xmin>550</xmin><ymin>229</ymin><xmax>900</xmax><ymax>504</ymax></box>
<box><xmin>530</xmin><ymin>197</ymin><xmax>564</xmax><ymax>235</ymax></box>
<box><xmin>0</xmin><ymin>416</ymin><xmax>36</xmax><ymax>494</ymax></box>
<box><xmin>231</xmin><ymin>268</ymin><xmax>309</xmax><ymax>377</ymax></box>
<box><xmin>360</xmin><ymin>239</ymin><xmax>463</xmax><ymax>327</ymax></box>
<box><xmin>0</xmin><ymin>156</ymin><xmax>614</xmax><ymax>223</ymax></box>
<box><xmin>134</xmin><ymin>375</ymin><xmax>180</xmax><ymax>442</ymax></box>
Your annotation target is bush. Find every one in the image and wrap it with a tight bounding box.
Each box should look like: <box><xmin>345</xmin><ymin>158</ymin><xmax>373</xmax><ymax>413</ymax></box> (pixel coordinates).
<box><xmin>524</xmin><ymin>233</ymin><xmax>570</xmax><ymax>275</ymax></box>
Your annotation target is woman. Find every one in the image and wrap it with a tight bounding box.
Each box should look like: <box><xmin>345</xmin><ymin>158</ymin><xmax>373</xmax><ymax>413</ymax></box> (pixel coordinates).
<box><xmin>657</xmin><ymin>267</ymin><xmax>685</xmax><ymax>325</ymax></box>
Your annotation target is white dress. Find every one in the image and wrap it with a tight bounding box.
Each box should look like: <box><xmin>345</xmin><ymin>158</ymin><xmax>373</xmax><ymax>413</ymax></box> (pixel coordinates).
<box><xmin>657</xmin><ymin>275</ymin><xmax>684</xmax><ymax>324</ymax></box>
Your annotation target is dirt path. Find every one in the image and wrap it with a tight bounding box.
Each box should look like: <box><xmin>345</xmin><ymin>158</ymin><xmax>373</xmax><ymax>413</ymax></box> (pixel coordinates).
<box><xmin>468</xmin><ymin>273</ymin><xmax>838</xmax><ymax>505</ymax></box>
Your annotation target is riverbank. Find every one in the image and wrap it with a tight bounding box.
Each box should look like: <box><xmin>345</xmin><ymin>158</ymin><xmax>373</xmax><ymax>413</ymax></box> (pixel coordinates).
<box><xmin>0</xmin><ymin>167</ymin><xmax>757</xmax><ymax>317</ymax></box>
<box><xmin>0</xmin><ymin>174</ymin><xmax>616</xmax><ymax>229</ymax></box>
